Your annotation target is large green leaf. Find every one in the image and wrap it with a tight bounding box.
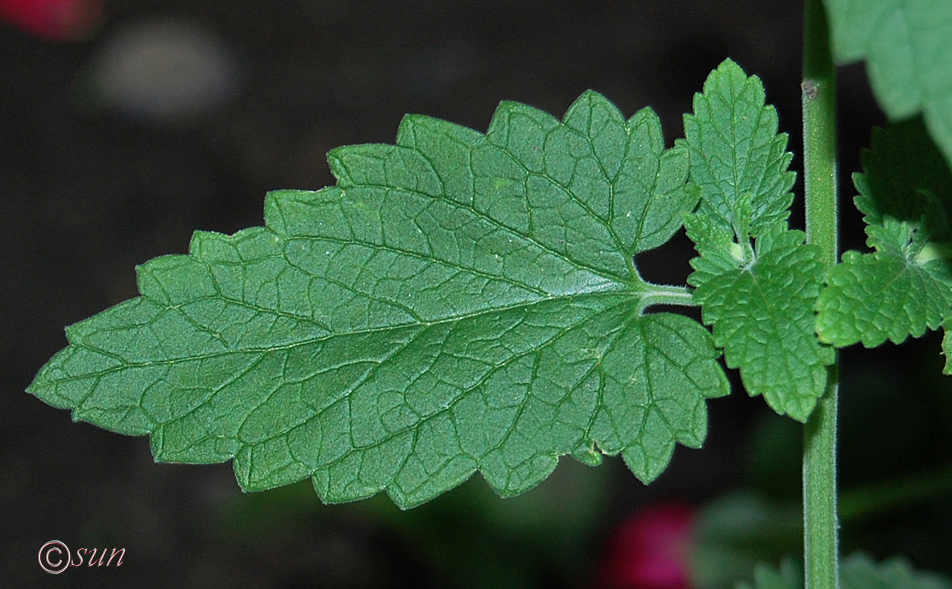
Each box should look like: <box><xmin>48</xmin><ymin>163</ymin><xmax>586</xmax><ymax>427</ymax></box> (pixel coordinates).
<box><xmin>824</xmin><ymin>0</ymin><xmax>952</xmax><ymax>168</ymax></box>
<box><xmin>29</xmin><ymin>91</ymin><xmax>729</xmax><ymax>508</ymax></box>
<box><xmin>681</xmin><ymin>60</ymin><xmax>832</xmax><ymax>422</ymax></box>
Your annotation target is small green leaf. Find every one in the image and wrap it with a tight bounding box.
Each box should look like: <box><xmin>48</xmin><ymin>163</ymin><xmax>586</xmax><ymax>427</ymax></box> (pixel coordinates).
<box><xmin>682</xmin><ymin>60</ymin><xmax>831</xmax><ymax>421</ymax></box>
<box><xmin>854</xmin><ymin>119</ymin><xmax>952</xmax><ymax>247</ymax></box>
<box><xmin>29</xmin><ymin>91</ymin><xmax>728</xmax><ymax>508</ymax></box>
<box><xmin>841</xmin><ymin>553</ymin><xmax>952</xmax><ymax>589</ymax></box>
<box><xmin>690</xmin><ymin>225</ymin><xmax>833</xmax><ymax>422</ymax></box>
<box><xmin>824</xmin><ymin>0</ymin><xmax>952</xmax><ymax>169</ymax></box>
<box><xmin>680</xmin><ymin>59</ymin><xmax>795</xmax><ymax>239</ymax></box>
<box><xmin>816</xmin><ymin>119</ymin><xmax>952</xmax><ymax>349</ymax></box>
<box><xmin>817</xmin><ymin>249</ymin><xmax>952</xmax><ymax>347</ymax></box>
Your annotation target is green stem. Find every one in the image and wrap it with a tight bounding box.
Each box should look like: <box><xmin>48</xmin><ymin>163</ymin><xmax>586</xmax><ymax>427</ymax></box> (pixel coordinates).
<box><xmin>640</xmin><ymin>283</ymin><xmax>696</xmax><ymax>309</ymax></box>
<box><xmin>802</xmin><ymin>0</ymin><xmax>839</xmax><ymax>587</ymax></box>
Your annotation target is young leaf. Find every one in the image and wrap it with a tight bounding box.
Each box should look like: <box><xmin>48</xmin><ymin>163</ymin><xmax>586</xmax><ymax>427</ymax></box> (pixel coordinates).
<box><xmin>816</xmin><ymin>119</ymin><xmax>952</xmax><ymax>350</ymax></box>
<box><xmin>824</xmin><ymin>0</ymin><xmax>952</xmax><ymax>169</ymax></box>
<box><xmin>689</xmin><ymin>225</ymin><xmax>832</xmax><ymax>421</ymax></box>
<box><xmin>29</xmin><ymin>91</ymin><xmax>729</xmax><ymax>508</ymax></box>
<box><xmin>681</xmin><ymin>59</ymin><xmax>795</xmax><ymax>239</ymax></box>
<box><xmin>681</xmin><ymin>59</ymin><xmax>833</xmax><ymax>422</ymax></box>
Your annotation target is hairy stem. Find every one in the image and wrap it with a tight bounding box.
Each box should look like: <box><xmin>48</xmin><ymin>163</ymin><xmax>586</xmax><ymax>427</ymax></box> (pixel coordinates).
<box><xmin>640</xmin><ymin>283</ymin><xmax>696</xmax><ymax>310</ymax></box>
<box><xmin>802</xmin><ymin>0</ymin><xmax>840</xmax><ymax>587</ymax></box>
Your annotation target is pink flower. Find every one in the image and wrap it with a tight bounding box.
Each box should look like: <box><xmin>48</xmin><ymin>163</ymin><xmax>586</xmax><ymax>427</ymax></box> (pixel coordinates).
<box><xmin>596</xmin><ymin>502</ymin><xmax>695</xmax><ymax>589</ymax></box>
<box><xmin>0</xmin><ymin>0</ymin><xmax>103</xmax><ymax>42</ymax></box>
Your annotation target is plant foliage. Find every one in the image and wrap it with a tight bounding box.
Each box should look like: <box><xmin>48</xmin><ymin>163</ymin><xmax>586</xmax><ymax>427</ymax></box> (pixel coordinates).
<box><xmin>824</xmin><ymin>0</ymin><xmax>952</xmax><ymax>169</ymax></box>
<box><xmin>737</xmin><ymin>553</ymin><xmax>952</xmax><ymax>589</ymax></box>
<box><xmin>681</xmin><ymin>60</ymin><xmax>833</xmax><ymax>421</ymax></box>
<box><xmin>25</xmin><ymin>2</ymin><xmax>952</xmax><ymax>583</ymax></box>
<box><xmin>816</xmin><ymin>118</ymin><xmax>952</xmax><ymax>370</ymax></box>
<box><xmin>36</xmin><ymin>65</ymin><xmax>789</xmax><ymax>507</ymax></box>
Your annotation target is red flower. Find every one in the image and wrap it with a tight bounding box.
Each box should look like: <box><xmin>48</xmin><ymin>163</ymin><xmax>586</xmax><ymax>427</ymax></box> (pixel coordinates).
<box><xmin>596</xmin><ymin>502</ymin><xmax>695</xmax><ymax>589</ymax></box>
<box><xmin>0</xmin><ymin>0</ymin><xmax>103</xmax><ymax>42</ymax></box>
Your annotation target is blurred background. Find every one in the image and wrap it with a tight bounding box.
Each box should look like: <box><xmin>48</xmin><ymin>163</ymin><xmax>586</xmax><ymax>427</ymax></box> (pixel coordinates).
<box><xmin>2</xmin><ymin>0</ymin><xmax>951</xmax><ymax>587</ymax></box>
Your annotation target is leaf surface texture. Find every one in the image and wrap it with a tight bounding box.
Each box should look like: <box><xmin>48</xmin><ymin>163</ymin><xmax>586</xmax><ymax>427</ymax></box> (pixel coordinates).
<box><xmin>682</xmin><ymin>60</ymin><xmax>832</xmax><ymax>421</ymax></box>
<box><xmin>30</xmin><ymin>91</ymin><xmax>730</xmax><ymax>507</ymax></box>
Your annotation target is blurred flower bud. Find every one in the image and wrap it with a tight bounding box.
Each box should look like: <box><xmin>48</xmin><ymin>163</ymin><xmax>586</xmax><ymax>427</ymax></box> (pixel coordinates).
<box><xmin>596</xmin><ymin>502</ymin><xmax>695</xmax><ymax>589</ymax></box>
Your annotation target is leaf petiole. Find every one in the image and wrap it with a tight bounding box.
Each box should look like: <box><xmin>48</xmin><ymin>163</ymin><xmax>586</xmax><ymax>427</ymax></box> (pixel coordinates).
<box><xmin>638</xmin><ymin>283</ymin><xmax>696</xmax><ymax>313</ymax></box>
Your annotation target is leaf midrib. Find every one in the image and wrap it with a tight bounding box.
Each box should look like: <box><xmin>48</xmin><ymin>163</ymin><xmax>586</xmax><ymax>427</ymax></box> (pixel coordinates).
<box><xmin>66</xmin><ymin>289</ymin><xmax>640</xmax><ymax>372</ymax></box>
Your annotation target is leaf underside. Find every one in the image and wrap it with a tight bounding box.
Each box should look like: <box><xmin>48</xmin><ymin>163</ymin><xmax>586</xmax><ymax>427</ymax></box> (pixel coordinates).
<box><xmin>816</xmin><ymin>119</ymin><xmax>952</xmax><ymax>365</ymax></box>
<box><xmin>682</xmin><ymin>60</ymin><xmax>833</xmax><ymax>422</ymax></box>
<box><xmin>824</xmin><ymin>0</ymin><xmax>952</xmax><ymax>169</ymax></box>
<box><xmin>30</xmin><ymin>90</ymin><xmax>730</xmax><ymax>508</ymax></box>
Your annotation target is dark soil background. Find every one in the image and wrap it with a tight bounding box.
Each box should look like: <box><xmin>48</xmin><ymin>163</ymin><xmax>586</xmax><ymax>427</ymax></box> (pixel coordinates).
<box><xmin>3</xmin><ymin>1</ymin><xmax>951</xmax><ymax>587</ymax></box>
